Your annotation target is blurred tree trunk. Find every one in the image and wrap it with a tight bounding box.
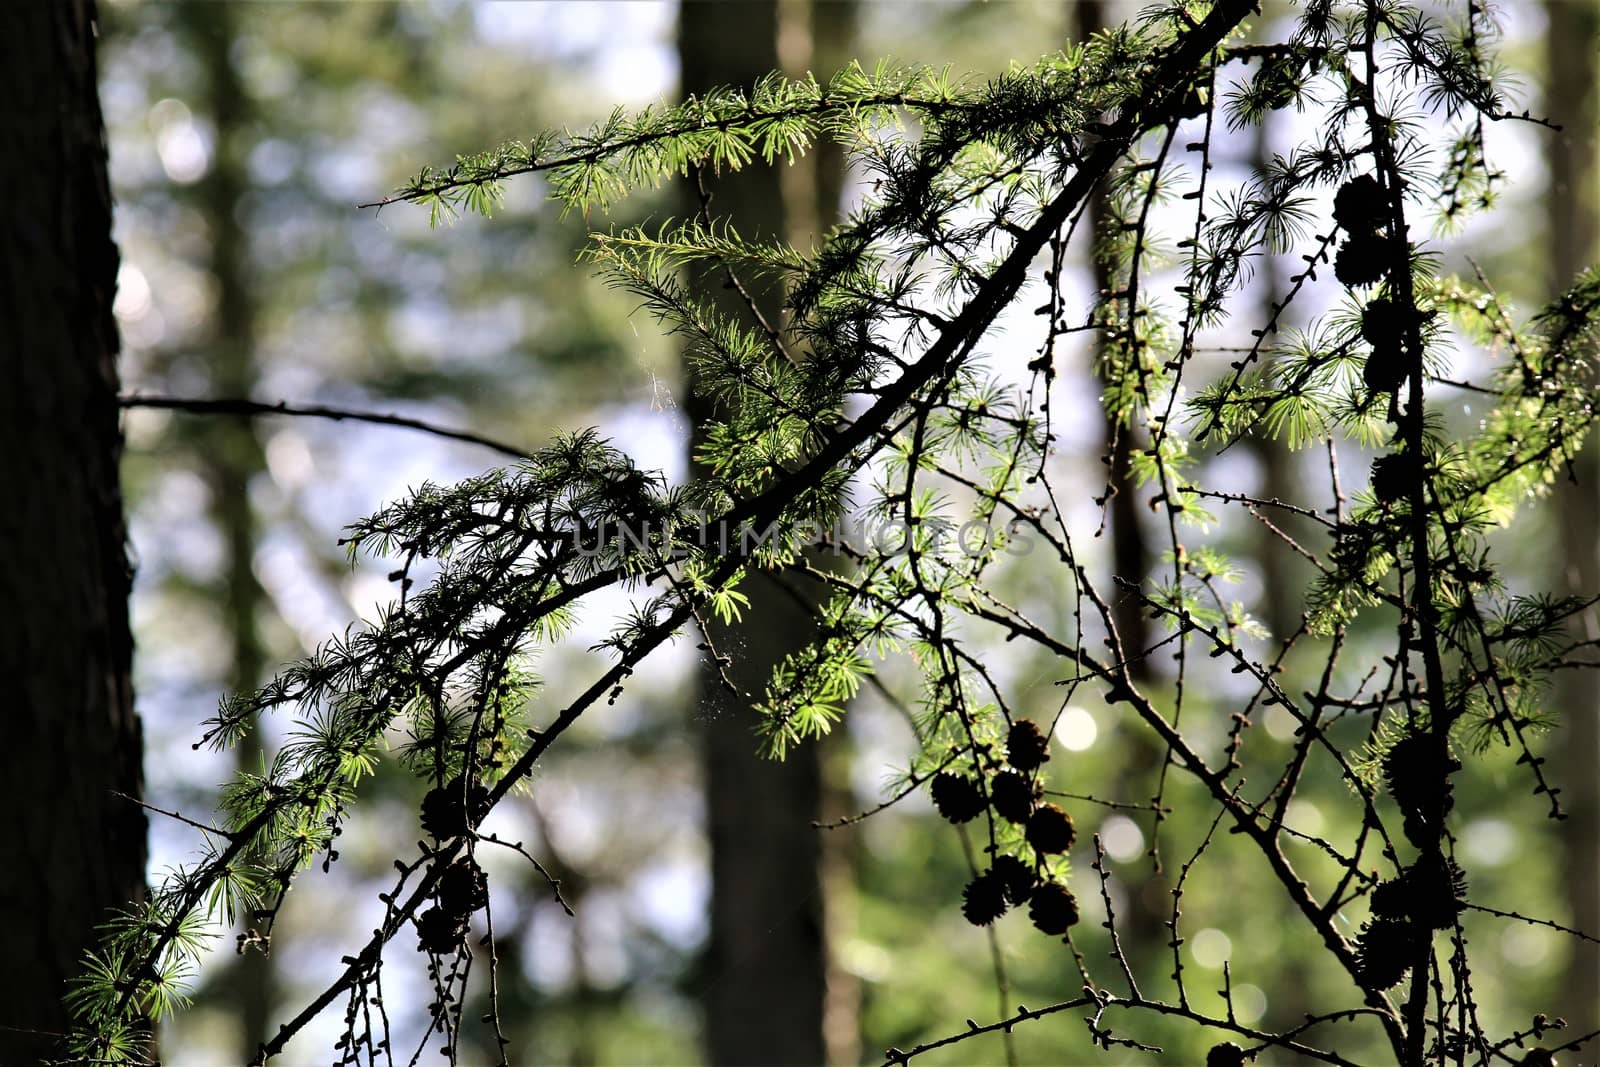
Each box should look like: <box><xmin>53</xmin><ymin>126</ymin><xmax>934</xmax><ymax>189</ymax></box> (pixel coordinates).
<box><xmin>1075</xmin><ymin>0</ymin><xmax>1178</xmax><ymax>966</ymax></box>
<box><xmin>779</xmin><ymin>7</ymin><xmax>862</xmax><ymax>1063</ymax></box>
<box><xmin>679</xmin><ymin>2</ymin><xmax>836</xmax><ymax>1062</ymax></box>
<box><xmin>175</xmin><ymin>6</ymin><xmax>279</xmax><ymax>1057</ymax></box>
<box><xmin>0</xmin><ymin>2</ymin><xmax>147</xmax><ymax>1059</ymax></box>
<box><xmin>1246</xmin><ymin>109</ymin><xmax>1299</xmax><ymax>646</ymax></box>
<box><xmin>1546</xmin><ymin>0</ymin><xmax>1600</xmax><ymax>1030</ymax></box>
<box><xmin>1079</xmin><ymin>0</ymin><xmax>1153</xmax><ymax>687</ymax></box>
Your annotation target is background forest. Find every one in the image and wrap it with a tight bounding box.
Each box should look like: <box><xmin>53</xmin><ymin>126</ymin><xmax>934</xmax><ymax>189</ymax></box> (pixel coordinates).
<box><xmin>88</xmin><ymin>0</ymin><xmax>1596</xmax><ymax>1064</ymax></box>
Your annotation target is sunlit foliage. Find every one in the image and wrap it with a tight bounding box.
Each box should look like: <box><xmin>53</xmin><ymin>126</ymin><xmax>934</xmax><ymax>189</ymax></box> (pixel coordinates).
<box><xmin>71</xmin><ymin>1</ymin><xmax>1599</xmax><ymax>1063</ymax></box>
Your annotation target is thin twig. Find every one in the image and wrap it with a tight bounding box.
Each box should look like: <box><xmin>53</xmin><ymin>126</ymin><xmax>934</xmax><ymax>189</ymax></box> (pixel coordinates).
<box><xmin>110</xmin><ymin>790</ymin><xmax>234</xmax><ymax>839</ymax></box>
<box><xmin>119</xmin><ymin>394</ymin><xmax>532</xmax><ymax>461</ymax></box>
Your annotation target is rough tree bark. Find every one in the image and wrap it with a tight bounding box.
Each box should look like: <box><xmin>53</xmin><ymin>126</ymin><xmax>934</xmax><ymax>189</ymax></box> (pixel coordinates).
<box><xmin>679</xmin><ymin>3</ymin><xmax>830</xmax><ymax>1063</ymax></box>
<box><xmin>0</xmin><ymin>2</ymin><xmax>147</xmax><ymax>1060</ymax></box>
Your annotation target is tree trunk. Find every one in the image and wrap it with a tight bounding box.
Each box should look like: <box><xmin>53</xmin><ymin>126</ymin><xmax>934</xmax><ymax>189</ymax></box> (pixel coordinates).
<box><xmin>779</xmin><ymin>7</ymin><xmax>863</xmax><ymax>1063</ymax></box>
<box><xmin>1546</xmin><ymin>0</ymin><xmax>1600</xmax><ymax>1032</ymax></box>
<box><xmin>679</xmin><ymin>4</ymin><xmax>830</xmax><ymax>1063</ymax></box>
<box><xmin>0</xmin><ymin>2</ymin><xmax>147</xmax><ymax>1060</ymax></box>
<box><xmin>1246</xmin><ymin>106</ymin><xmax>1300</xmax><ymax>646</ymax></box>
<box><xmin>1077</xmin><ymin>0</ymin><xmax>1152</xmax><ymax>685</ymax></box>
<box><xmin>176</xmin><ymin>5</ymin><xmax>279</xmax><ymax>1057</ymax></box>
<box><xmin>1075</xmin><ymin>0</ymin><xmax>1178</xmax><ymax>957</ymax></box>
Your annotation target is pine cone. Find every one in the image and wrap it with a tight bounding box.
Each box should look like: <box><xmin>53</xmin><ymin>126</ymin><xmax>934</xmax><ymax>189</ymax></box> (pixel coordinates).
<box><xmin>931</xmin><ymin>772</ymin><xmax>985</xmax><ymax>824</ymax></box>
<box><xmin>1369</xmin><ymin>453</ymin><xmax>1416</xmax><ymax>505</ymax></box>
<box><xmin>1361</xmin><ymin>297</ymin><xmax>1404</xmax><ymax>345</ymax></box>
<box><xmin>1207</xmin><ymin>1043</ymin><xmax>1248</xmax><ymax>1067</ymax></box>
<box><xmin>416</xmin><ymin>906</ymin><xmax>469</xmax><ymax>955</ymax></box>
<box><xmin>1363</xmin><ymin>348</ymin><xmax>1406</xmax><ymax>396</ymax></box>
<box><xmin>1333</xmin><ymin>174</ymin><xmax>1387</xmax><ymax>234</ymax></box>
<box><xmin>1369</xmin><ymin>876</ymin><xmax>1411</xmax><ymax>921</ymax></box>
<box><xmin>988</xmin><ymin>770</ymin><xmax>1037</xmax><ymax>823</ymax></box>
<box><xmin>1006</xmin><ymin>720</ymin><xmax>1051</xmax><ymax>771</ymax></box>
<box><xmin>1401</xmin><ymin>813</ymin><xmax>1432</xmax><ymax>850</ymax></box>
<box><xmin>961</xmin><ymin>871</ymin><xmax>1009</xmax><ymax>926</ymax></box>
<box><xmin>1372</xmin><ymin>857</ymin><xmax>1467</xmax><ymax>930</ymax></box>
<box><xmin>1028</xmin><ymin>880</ymin><xmax>1080</xmax><ymax>935</ymax></box>
<box><xmin>1354</xmin><ymin>917</ymin><xmax>1423</xmax><ymax>990</ymax></box>
<box><xmin>1382</xmin><ymin>734</ymin><xmax>1461</xmax><ymax>819</ymax></box>
<box><xmin>1335</xmin><ymin>231</ymin><xmax>1389</xmax><ymax>287</ymax></box>
<box><xmin>1025</xmin><ymin>803</ymin><xmax>1076</xmax><ymax>855</ymax></box>
<box><xmin>420</xmin><ymin>778</ymin><xmax>491</xmax><ymax>840</ymax></box>
<box><xmin>990</xmin><ymin>854</ymin><xmax>1037</xmax><ymax>905</ymax></box>
<box><xmin>437</xmin><ymin>858</ymin><xmax>489</xmax><ymax>918</ymax></box>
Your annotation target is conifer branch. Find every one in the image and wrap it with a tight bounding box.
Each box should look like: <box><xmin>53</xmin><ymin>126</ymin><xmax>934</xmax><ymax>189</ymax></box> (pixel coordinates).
<box><xmin>71</xmin><ymin>1</ymin><xmax>1600</xmax><ymax>1063</ymax></box>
